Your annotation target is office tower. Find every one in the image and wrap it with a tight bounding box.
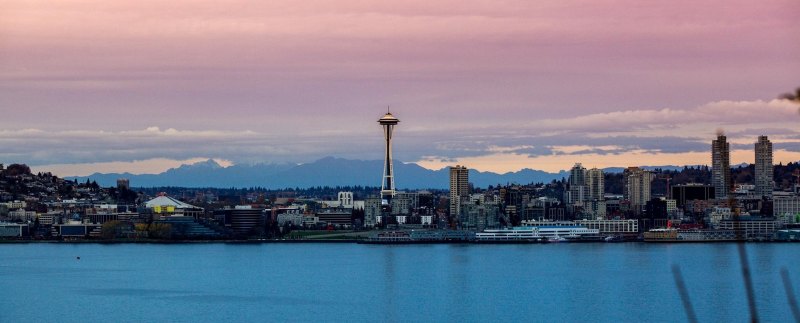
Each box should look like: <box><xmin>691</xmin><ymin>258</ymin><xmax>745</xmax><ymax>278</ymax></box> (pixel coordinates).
<box><xmin>712</xmin><ymin>134</ymin><xmax>731</xmax><ymax>199</ymax></box>
<box><xmin>754</xmin><ymin>135</ymin><xmax>773</xmax><ymax>198</ymax></box>
<box><xmin>450</xmin><ymin>165</ymin><xmax>469</xmax><ymax>218</ymax></box>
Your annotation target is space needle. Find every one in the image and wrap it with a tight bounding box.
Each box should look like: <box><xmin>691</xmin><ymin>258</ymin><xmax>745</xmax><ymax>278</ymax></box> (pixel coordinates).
<box><xmin>378</xmin><ymin>108</ymin><xmax>399</xmax><ymax>201</ymax></box>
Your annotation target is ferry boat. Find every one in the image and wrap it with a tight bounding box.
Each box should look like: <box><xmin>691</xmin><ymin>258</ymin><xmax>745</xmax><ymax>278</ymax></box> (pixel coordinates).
<box><xmin>643</xmin><ymin>228</ymin><xmax>743</xmax><ymax>242</ymax></box>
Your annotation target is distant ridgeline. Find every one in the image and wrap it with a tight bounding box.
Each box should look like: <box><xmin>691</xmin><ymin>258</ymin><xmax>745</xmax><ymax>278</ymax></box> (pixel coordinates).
<box><xmin>66</xmin><ymin>157</ymin><xmax>569</xmax><ymax>189</ymax></box>
<box><xmin>7</xmin><ymin>158</ymin><xmax>798</xmax><ymax>192</ymax></box>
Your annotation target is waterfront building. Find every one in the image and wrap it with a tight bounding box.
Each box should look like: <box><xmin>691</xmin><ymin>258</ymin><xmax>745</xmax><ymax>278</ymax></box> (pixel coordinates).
<box><xmin>145</xmin><ymin>194</ymin><xmax>204</xmax><ymax>219</ymax></box>
<box><xmin>754</xmin><ymin>136</ymin><xmax>774</xmax><ymax>198</ymax></box>
<box><xmin>213</xmin><ymin>206</ymin><xmax>265</xmax><ymax>236</ymax></box>
<box><xmin>625</xmin><ymin>167</ymin><xmax>654</xmax><ymax>214</ymax></box>
<box><xmin>716</xmin><ymin>217</ymin><xmax>781</xmax><ymax>239</ymax></box>
<box><xmin>0</xmin><ymin>222</ymin><xmax>29</xmax><ymax>238</ymax></box>
<box><xmin>52</xmin><ymin>221</ymin><xmax>102</xmax><ymax>239</ymax></box>
<box><xmin>450</xmin><ymin>165</ymin><xmax>469</xmax><ymax>219</ymax></box>
<box><xmin>712</xmin><ymin>134</ymin><xmax>731</xmax><ymax>199</ymax></box>
<box><xmin>773</xmin><ymin>194</ymin><xmax>800</xmax><ymax>224</ymax></box>
<box><xmin>575</xmin><ymin>219</ymin><xmax>639</xmax><ymax>237</ymax></box>
<box><xmin>154</xmin><ymin>216</ymin><xmax>224</xmax><ymax>238</ymax></box>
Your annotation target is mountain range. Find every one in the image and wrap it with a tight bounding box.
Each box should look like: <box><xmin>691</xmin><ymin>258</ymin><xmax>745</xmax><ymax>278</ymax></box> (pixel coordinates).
<box><xmin>67</xmin><ymin>157</ymin><xmax>691</xmax><ymax>189</ymax></box>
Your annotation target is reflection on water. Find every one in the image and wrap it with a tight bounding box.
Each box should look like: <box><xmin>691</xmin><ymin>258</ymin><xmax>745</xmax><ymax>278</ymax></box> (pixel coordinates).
<box><xmin>0</xmin><ymin>243</ymin><xmax>798</xmax><ymax>322</ymax></box>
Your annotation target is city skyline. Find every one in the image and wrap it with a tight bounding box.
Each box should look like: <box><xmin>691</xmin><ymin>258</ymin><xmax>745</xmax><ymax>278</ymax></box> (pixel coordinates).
<box><xmin>2</xmin><ymin>0</ymin><xmax>799</xmax><ymax>176</ymax></box>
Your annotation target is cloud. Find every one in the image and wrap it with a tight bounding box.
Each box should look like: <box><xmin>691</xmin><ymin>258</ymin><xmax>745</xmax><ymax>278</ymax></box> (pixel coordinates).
<box><xmin>1</xmin><ymin>1</ymin><xmax>798</xmax><ymax>174</ymax></box>
<box><xmin>0</xmin><ymin>98</ymin><xmax>798</xmax><ymax>175</ymax></box>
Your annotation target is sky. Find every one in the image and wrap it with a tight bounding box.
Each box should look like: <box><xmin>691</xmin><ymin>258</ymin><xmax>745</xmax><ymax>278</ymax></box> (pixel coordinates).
<box><xmin>1</xmin><ymin>0</ymin><xmax>799</xmax><ymax>176</ymax></box>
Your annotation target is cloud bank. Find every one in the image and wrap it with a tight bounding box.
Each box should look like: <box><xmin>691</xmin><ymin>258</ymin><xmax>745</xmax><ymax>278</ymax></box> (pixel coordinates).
<box><xmin>1</xmin><ymin>99</ymin><xmax>797</xmax><ymax>175</ymax></box>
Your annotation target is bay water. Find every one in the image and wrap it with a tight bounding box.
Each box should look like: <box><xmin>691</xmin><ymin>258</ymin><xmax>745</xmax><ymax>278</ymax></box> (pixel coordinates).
<box><xmin>1</xmin><ymin>243</ymin><xmax>798</xmax><ymax>322</ymax></box>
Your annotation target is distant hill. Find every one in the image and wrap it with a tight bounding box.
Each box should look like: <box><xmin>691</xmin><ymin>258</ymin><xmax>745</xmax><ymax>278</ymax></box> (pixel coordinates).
<box><xmin>68</xmin><ymin>157</ymin><xmax>569</xmax><ymax>189</ymax></box>
<box><xmin>602</xmin><ymin>165</ymin><xmax>698</xmax><ymax>173</ymax></box>
<box><xmin>43</xmin><ymin>156</ymin><xmax>800</xmax><ymax>193</ymax></box>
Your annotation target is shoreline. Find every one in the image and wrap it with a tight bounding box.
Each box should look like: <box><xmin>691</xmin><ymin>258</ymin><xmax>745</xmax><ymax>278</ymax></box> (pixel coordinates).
<box><xmin>1</xmin><ymin>239</ymin><xmax>796</xmax><ymax>244</ymax></box>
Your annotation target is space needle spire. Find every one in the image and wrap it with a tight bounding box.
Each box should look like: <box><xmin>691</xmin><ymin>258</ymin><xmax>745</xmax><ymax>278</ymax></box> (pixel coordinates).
<box><xmin>378</xmin><ymin>108</ymin><xmax>399</xmax><ymax>200</ymax></box>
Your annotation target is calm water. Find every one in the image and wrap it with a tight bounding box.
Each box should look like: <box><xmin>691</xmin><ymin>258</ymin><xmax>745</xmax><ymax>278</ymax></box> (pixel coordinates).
<box><xmin>1</xmin><ymin>242</ymin><xmax>798</xmax><ymax>322</ymax></box>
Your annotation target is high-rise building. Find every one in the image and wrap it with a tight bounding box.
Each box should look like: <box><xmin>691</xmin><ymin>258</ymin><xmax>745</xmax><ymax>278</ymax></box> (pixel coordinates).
<box><xmin>569</xmin><ymin>163</ymin><xmax>586</xmax><ymax>186</ymax></box>
<box><xmin>378</xmin><ymin>111</ymin><xmax>399</xmax><ymax>200</ymax></box>
<box><xmin>712</xmin><ymin>134</ymin><xmax>731</xmax><ymax>199</ymax></box>
<box><xmin>586</xmin><ymin>168</ymin><xmax>606</xmax><ymax>218</ymax></box>
<box><xmin>587</xmin><ymin>168</ymin><xmax>604</xmax><ymax>201</ymax></box>
<box><xmin>625</xmin><ymin>167</ymin><xmax>654</xmax><ymax>214</ymax></box>
<box><xmin>567</xmin><ymin>163</ymin><xmax>588</xmax><ymax>206</ymax></box>
<box><xmin>755</xmin><ymin>135</ymin><xmax>773</xmax><ymax>198</ymax></box>
<box><xmin>449</xmin><ymin>165</ymin><xmax>469</xmax><ymax>218</ymax></box>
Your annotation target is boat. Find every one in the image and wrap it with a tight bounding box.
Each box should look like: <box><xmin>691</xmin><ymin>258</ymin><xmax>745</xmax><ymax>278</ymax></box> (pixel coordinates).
<box><xmin>604</xmin><ymin>235</ymin><xmax>624</xmax><ymax>242</ymax></box>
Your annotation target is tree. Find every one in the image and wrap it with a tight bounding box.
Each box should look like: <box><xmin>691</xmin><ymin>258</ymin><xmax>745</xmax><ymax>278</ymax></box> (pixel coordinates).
<box><xmin>101</xmin><ymin>221</ymin><xmax>124</xmax><ymax>240</ymax></box>
<box><xmin>148</xmin><ymin>223</ymin><xmax>172</xmax><ymax>239</ymax></box>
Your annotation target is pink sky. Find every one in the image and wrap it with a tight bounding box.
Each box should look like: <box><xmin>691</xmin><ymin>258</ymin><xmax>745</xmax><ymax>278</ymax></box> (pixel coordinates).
<box><xmin>2</xmin><ymin>1</ymin><xmax>799</xmax><ymax>176</ymax></box>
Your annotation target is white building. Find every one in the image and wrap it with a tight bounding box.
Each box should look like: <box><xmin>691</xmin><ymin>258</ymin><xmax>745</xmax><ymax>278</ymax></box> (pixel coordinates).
<box><xmin>8</xmin><ymin>209</ymin><xmax>36</xmax><ymax>222</ymax></box>
<box><xmin>338</xmin><ymin>192</ymin><xmax>354</xmax><ymax>208</ymax></box>
<box><xmin>575</xmin><ymin>219</ymin><xmax>639</xmax><ymax>235</ymax></box>
<box><xmin>277</xmin><ymin>213</ymin><xmax>304</xmax><ymax>227</ymax></box>
<box><xmin>4</xmin><ymin>200</ymin><xmax>26</xmax><ymax>209</ymax></box>
<box><xmin>774</xmin><ymin>195</ymin><xmax>800</xmax><ymax>224</ymax></box>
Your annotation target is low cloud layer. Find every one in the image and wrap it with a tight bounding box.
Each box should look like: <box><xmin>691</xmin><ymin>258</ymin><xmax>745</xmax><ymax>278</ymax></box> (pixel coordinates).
<box><xmin>2</xmin><ymin>99</ymin><xmax>799</xmax><ymax>175</ymax></box>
